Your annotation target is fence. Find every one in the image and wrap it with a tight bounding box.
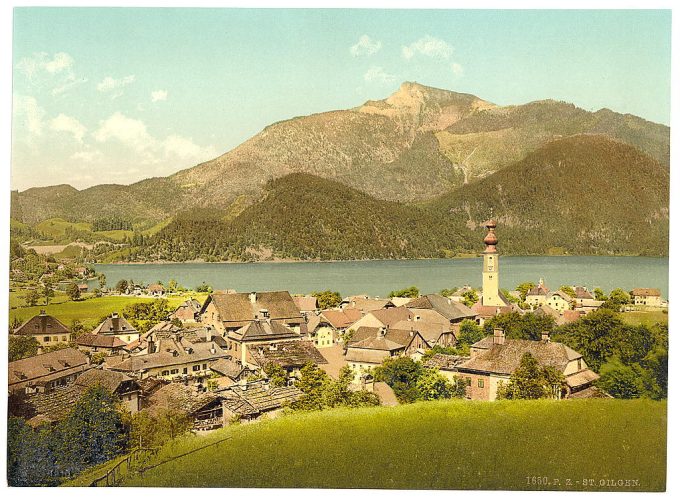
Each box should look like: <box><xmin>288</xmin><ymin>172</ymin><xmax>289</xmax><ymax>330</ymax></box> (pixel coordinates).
<box><xmin>89</xmin><ymin>447</ymin><xmax>160</xmax><ymax>487</ymax></box>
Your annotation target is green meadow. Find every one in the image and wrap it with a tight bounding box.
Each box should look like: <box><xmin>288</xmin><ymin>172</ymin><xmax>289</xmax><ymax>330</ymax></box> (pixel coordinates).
<box><xmin>9</xmin><ymin>293</ymin><xmax>207</xmax><ymax>328</ymax></box>
<box><xmin>105</xmin><ymin>399</ymin><xmax>665</xmax><ymax>491</ymax></box>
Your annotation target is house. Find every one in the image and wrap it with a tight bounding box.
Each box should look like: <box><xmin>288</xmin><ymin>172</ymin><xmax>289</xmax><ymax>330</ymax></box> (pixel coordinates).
<box><xmin>427</xmin><ymin>329</ymin><xmax>599</xmax><ymax>401</ymax></box>
<box><xmin>526</xmin><ymin>279</ymin><xmax>550</xmax><ymax>308</ymax></box>
<box><xmin>248</xmin><ymin>340</ymin><xmax>327</xmax><ymax>382</ymax></box>
<box><xmin>345</xmin><ymin>326</ymin><xmax>429</xmax><ymax>380</ymax></box>
<box><xmin>147</xmin><ymin>283</ymin><xmax>166</xmax><ymax>297</ymax></box>
<box><xmin>107</xmin><ymin>340</ymin><xmax>229</xmax><ymax>381</ymax></box>
<box><xmin>75</xmin><ymin>368</ymin><xmax>142</xmax><ymax>412</ymax></box>
<box><xmin>404</xmin><ymin>294</ymin><xmax>477</xmax><ymax>337</ymax></box>
<box><xmin>319</xmin><ymin>308</ymin><xmax>362</xmax><ymax>337</ymax></box>
<box><xmin>75</xmin><ymin>333</ymin><xmax>128</xmax><ymax>355</ymax></box>
<box><xmin>219</xmin><ymin>380</ymin><xmax>303</xmax><ymax>423</ymax></box>
<box><xmin>534</xmin><ymin>305</ymin><xmax>584</xmax><ymax>326</ymax></box>
<box><xmin>293</xmin><ymin>295</ymin><xmax>318</xmax><ymax>314</ymax></box>
<box><xmin>92</xmin><ymin>312</ymin><xmax>140</xmax><ymax>344</ymax></box>
<box><xmin>304</xmin><ymin>312</ymin><xmax>335</xmax><ymax>347</ymax></box>
<box><xmin>342</xmin><ymin>295</ymin><xmax>395</xmax><ymax>313</ymax></box>
<box><xmin>170</xmin><ymin>298</ymin><xmax>202</xmax><ymax>323</ymax></box>
<box><xmin>630</xmin><ymin>288</ymin><xmax>663</xmax><ymax>308</ymax></box>
<box><xmin>209</xmin><ymin>358</ymin><xmax>254</xmax><ymax>388</ymax></box>
<box><xmin>391</xmin><ymin>318</ymin><xmax>454</xmax><ymax>347</ymax></box>
<box><xmin>448</xmin><ymin>285</ymin><xmax>474</xmax><ymax>304</ymax></box>
<box><xmin>200</xmin><ymin>291</ymin><xmax>306</xmax><ymax>336</ymax></box>
<box><xmin>9</xmin><ymin>348</ymin><xmax>89</xmax><ymax>394</ymax></box>
<box><xmin>388</xmin><ymin>297</ymin><xmax>413</xmax><ymax>307</ymax></box>
<box><xmin>574</xmin><ymin>298</ymin><xmax>604</xmax><ymax>313</ymax></box>
<box><xmin>227</xmin><ymin>318</ymin><xmax>304</xmax><ymax>366</ymax></box>
<box><xmin>347</xmin><ymin>306</ymin><xmax>414</xmax><ymax>333</ymax></box>
<box><xmin>471</xmin><ymin>303</ymin><xmax>516</xmax><ymax>326</ymax></box>
<box><xmin>146</xmin><ymin>383</ymin><xmax>224</xmax><ymax>431</ymax></box>
<box><xmin>546</xmin><ymin>291</ymin><xmax>573</xmax><ymax>312</ymax></box>
<box><xmin>12</xmin><ymin>310</ymin><xmax>71</xmax><ymax>348</ymax></box>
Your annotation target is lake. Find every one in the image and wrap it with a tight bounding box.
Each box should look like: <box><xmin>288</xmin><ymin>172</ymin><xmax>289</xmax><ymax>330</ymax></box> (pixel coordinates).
<box><xmin>94</xmin><ymin>256</ymin><xmax>669</xmax><ymax>298</ymax></box>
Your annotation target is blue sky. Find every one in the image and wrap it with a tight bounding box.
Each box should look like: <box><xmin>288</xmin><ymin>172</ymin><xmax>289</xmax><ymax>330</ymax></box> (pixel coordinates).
<box><xmin>11</xmin><ymin>8</ymin><xmax>671</xmax><ymax>190</ymax></box>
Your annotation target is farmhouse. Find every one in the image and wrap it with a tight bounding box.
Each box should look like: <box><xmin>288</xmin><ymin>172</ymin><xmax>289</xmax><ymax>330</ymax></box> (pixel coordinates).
<box><xmin>9</xmin><ymin>348</ymin><xmax>89</xmax><ymax>394</ymax></box>
<box><xmin>146</xmin><ymin>383</ymin><xmax>224</xmax><ymax>431</ymax></box>
<box><xmin>92</xmin><ymin>312</ymin><xmax>140</xmax><ymax>344</ymax></box>
<box><xmin>248</xmin><ymin>339</ymin><xmax>327</xmax><ymax>381</ymax></box>
<box><xmin>427</xmin><ymin>329</ymin><xmax>599</xmax><ymax>401</ymax></box>
<box><xmin>170</xmin><ymin>298</ymin><xmax>202</xmax><ymax>323</ymax></box>
<box><xmin>630</xmin><ymin>288</ymin><xmax>663</xmax><ymax>308</ymax></box>
<box><xmin>219</xmin><ymin>380</ymin><xmax>303</xmax><ymax>422</ymax></box>
<box><xmin>13</xmin><ymin>310</ymin><xmax>71</xmax><ymax>348</ymax></box>
<box><xmin>227</xmin><ymin>318</ymin><xmax>304</xmax><ymax>366</ymax></box>
<box><xmin>200</xmin><ymin>291</ymin><xmax>306</xmax><ymax>336</ymax></box>
<box><xmin>345</xmin><ymin>326</ymin><xmax>429</xmax><ymax>379</ymax></box>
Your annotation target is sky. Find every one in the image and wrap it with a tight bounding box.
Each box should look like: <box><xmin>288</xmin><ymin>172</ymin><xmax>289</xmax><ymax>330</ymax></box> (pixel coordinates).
<box><xmin>10</xmin><ymin>8</ymin><xmax>672</xmax><ymax>191</ymax></box>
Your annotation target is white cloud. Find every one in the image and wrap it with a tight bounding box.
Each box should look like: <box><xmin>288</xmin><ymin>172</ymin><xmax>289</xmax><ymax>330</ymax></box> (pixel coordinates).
<box><xmin>151</xmin><ymin>89</ymin><xmax>168</xmax><ymax>102</ymax></box>
<box><xmin>52</xmin><ymin>77</ymin><xmax>89</xmax><ymax>96</ymax></box>
<box><xmin>402</xmin><ymin>35</ymin><xmax>454</xmax><ymax>60</ymax></box>
<box><xmin>16</xmin><ymin>52</ymin><xmax>74</xmax><ymax>78</ymax></box>
<box><xmin>364</xmin><ymin>66</ymin><xmax>396</xmax><ymax>84</ymax></box>
<box><xmin>97</xmin><ymin>75</ymin><xmax>136</xmax><ymax>93</ymax></box>
<box><xmin>93</xmin><ymin>112</ymin><xmax>217</xmax><ymax>166</ymax></box>
<box><xmin>49</xmin><ymin>113</ymin><xmax>87</xmax><ymax>142</ymax></box>
<box><xmin>451</xmin><ymin>62</ymin><xmax>464</xmax><ymax>77</ymax></box>
<box><xmin>13</xmin><ymin>94</ymin><xmax>45</xmax><ymax>136</ymax></box>
<box><xmin>350</xmin><ymin>35</ymin><xmax>382</xmax><ymax>57</ymax></box>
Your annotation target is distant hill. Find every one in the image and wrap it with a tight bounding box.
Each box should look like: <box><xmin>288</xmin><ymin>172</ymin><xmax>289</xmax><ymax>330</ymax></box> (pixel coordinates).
<box><xmin>428</xmin><ymin>134</ymin><xmax>669</xmax><ymax>256</ymax></box>
<box><xmin>125</xmin><ymin>135</ymin><xmax>668</xmax><ymax>261</ymax></box>
<box><xmin>13</xmin><ymin>82</ymin><xmax>670</xmax><ymax>230</ymax></box>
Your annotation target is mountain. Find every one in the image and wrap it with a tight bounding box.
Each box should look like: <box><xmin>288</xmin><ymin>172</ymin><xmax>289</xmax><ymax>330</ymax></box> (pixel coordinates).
<box><xmin>125</xmin><ymin>134</ymin><xmax>668</xmax><ymax>262</ymax></box>
<box><xmin>13</xmin><ymin>82</ymin><xmax>670</xmax><ymax>227</ymax></box>
<box><xmin>428</xmin><ymin>134</ymin><xmax>669</xmax><ymax>256</ymax></box>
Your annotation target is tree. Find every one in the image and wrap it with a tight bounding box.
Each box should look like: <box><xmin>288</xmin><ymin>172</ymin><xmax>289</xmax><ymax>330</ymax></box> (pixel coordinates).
<box><xmin>389</xmin><ymin>286</ymin><xmax>419</xmax><ymax>298</ymax></box>
<box><xmin>167</xmin><ymin>279</ymin><xmax>178</xmax><ymax>292</ymax></box>
<box><xmin>293</xmin><ymin>362</ymin><xmax>330</xmax><ymax>411</ymax></box>
<box><xmin>515</xmin><ymin>282</ymin><xmax>536</xmax><ymax>301</ymax></box>
<box><xmin>461</xmin><ymin>290</ymin><xmax>479</xmax><ymax>307</ymax></box>
<box><xmin>98</xmin><ymin>273</ymin><xmax>107</xmax><ymax>289</ymax></box>
<box><xmin>22</xmin><ymin>289</ymin><xmax>40</xmax><ymax>307</ymax></box>
<box><xmin>559</xmin><ymin>285</ymin><xmax>576</xmax><ymax>298</ymax></box>
<box><xmin>263</xmin><ymin>362</ymin><xmax>288</xmax><ymax>387</ymax></box>
<box><xmin>593</xmin><ymin>287</ymin><xmax>607</xmax><ymax>301</ymax></box>
<box><xmin>195</xmin><ymin>282</ymin><xmax>213</xmax><ymax>293</ymax></box>
<box><xmin>57</xmin><ymin>385</ymin><xmax>128</xmax><ymax>476</ymax></box>
<box><xmin>596</xmin><ymin>357</ymin><xmax>645</xmax><ymax>399</ymax></box>
<box><xmin>70</xmin><ymin>319</ymin><xmax>88</xmax><ymax>340</ymax></box>
<box><xmin>42</xmin><ymin>280</ymin><xmax>55</xmax><ymax>305</ymax></box>
<box><xmin>115</xmin><ymin>279</ymin><xmax>128</xmax><ymax>294</ymax></box>
<box><xmin>9</xmin><ymin>335</ymin><xmax>40</xmax><ymax>362</ymax></box>
<box><xmin>457</xmin><ymin>319</ymin><xmax>485</xmax><ymax>348</ymax></box>
<box><xmin>497</xmin><ymin>353</ymin><xmax>565</xmax><ymax>400</ymax></box>
<box><xmin>66</xmin><ymin>282</ymin><xmax>81</xmax><ymax>301</ymax></box>
<box><xmin>311</xmin><ymin>290</ymin><xmax>342</xmax><ymax>309</ymax></box>
<box><xmin>341</xmin><ymin>328</ymin><xmax>355</xmax><ymax>347</ymax></box>
<box><xmin>602</xmin><ymin>288</ymin><xmax>631</xmax><ymax>310</ymax></box>
<box><xmin>440</xmin><ymin>287</ymin><xmax>458</xmax><ymax>297</ymax></box>
<box><xmin>90</xmin><ymin>352</ymin><xmax>106</xmax><ymax>365</ymax></box>
<box><xmin>373</xmin><ymin>357</ymin><xmax>424</xmax><ymax>403</ymax></box>
<box><xmin>416</xmin><ymin>368</ymin><xmax>465</xmax><ymax>400</ymax></box>
<box><xmin>484</xmin><ymin>311</ymin><xmax>555</xmax><ymax>341</ymax></box>
<box><xmin>128</xmin><ymin>408</ymin><xmax>192</xmax><ymax>449</ymax></box>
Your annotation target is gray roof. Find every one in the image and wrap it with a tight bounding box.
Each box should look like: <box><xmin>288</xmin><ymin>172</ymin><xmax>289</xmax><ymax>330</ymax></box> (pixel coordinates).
<box><xmin>404</xmin><ymin>294</ymin><xmax>476</xmax><ymax>321</ymax></box>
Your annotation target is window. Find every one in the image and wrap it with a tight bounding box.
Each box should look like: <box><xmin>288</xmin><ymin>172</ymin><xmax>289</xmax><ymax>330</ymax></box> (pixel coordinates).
<box><xmin>478</xmin><ymin>379</ymin><xmax>484</xmax><ymax>388</ymax></box>
<box><xmin>466</xmin><ymin>378</ymin><xmax>472</xmax><ymax>387</ymax></box>
<box><xmin>62</xmin><ymin>336</ymin><xmax>67</xmax><ymax>342</ymax></box>
<box><xmin>183</xmin><ymin>368</ymin><xmax>188</xmax><ymax>374</ymax></box>
<box><xmin>193</xmin><ymin>365</ymin><xmax>201</xmax><ymax>371</ymax></box>
<box><xmin>162</xmin><ymin>370</ymin><xmax>169</xmax><ymax>376</ymax></box>
<box><xmin>170</xmin><ymin>369</ymin><xmax>179</xmax><ymax>375</ymax></box>
<box><xmin>202</xmin><ymin>364</ymin><xmax>207</xmax><ymax>370</ymax></box>
<box><xmin>44</xmin><ymin>336</ymin><xmax>50</xmax><ymax>342</ymax></box>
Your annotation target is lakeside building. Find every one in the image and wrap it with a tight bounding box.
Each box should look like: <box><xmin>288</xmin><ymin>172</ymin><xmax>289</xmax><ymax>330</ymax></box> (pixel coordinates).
<box><xmin>92</xmin><ymin>312</ymin><xmax>140</xmax><ymax>344</ymax></box>
<box><xmin>12</xmin><ymin>310</ymin><xmax>71</xmax><ymax>348</ymax></box>
<box><xmin>630</xmin><ymin>288</ymin><xmax>664</xmax><ymax>308</ymax></box>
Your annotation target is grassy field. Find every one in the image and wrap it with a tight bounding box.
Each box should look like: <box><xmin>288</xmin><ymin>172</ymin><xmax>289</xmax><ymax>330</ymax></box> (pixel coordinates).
<box><xmin>621</xmin><ymin>310</ymin><xmax>668</xmax><ymax>326</ymax></box>
<box><xmin>104</xmin><ymin>399</ymin><xmax>666</xmax><ymax>491</ymax></box>
<box><xmin>9</xmin><ymin>292</ymin><xmax>207</xmax><ymax>328</ymax></box>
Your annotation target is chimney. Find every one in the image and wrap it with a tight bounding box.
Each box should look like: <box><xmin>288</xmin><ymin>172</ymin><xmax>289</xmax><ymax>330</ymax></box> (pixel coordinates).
<box><xmin>40</xmin><ymin>310</ymin><xmax>47</xmax><ymax>332</ymax></box>
<box><xmin>377</xmin><ymin>326</ymin><xmax>387</xmax><ymax>338</ymax></box>
<box><xmin>493</xmin><ymin>328</ymin><xmax>505</xmax><ymax>345</ymax></box>
<box><xmin>111</xmin><ymin>312</ymin><xmax>120</xmax><ymax>332</ymax></box>
<box><xmin>259</xmin><ymin>308</ymin><xmax>269</xmax><ymax>319</ymax></box>
<box><xmin>249</xmin><ymin>292</ymin><xmax>257</xmax><ymax>304</ymax></box>
<box><xmin>541</xmin><ymin>332</ymin><xmax>551</xmax><ymax>342</ymax></box>
<box><xmin>205</xmin><ymin>326</ymin><xmax>212</xmax><ymax>342</ymax></box>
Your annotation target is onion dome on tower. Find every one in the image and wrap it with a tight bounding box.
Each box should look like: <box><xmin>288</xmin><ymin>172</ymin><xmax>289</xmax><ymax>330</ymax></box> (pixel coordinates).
<box><xmin>483</xmin><ymin>219</ymin><xmax>498</xmax><ymax>253</ymax></box>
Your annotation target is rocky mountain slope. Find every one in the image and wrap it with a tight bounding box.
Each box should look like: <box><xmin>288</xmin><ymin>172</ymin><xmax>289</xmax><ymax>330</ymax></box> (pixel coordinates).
<box><xmin>13</xmin><ymin>82</ymin><xmax>670</xmax><ymax>229</ymax></box>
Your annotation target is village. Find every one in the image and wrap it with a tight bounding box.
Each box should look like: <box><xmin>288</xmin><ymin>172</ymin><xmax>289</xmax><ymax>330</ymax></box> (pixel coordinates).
<box><xmin>8</xmin><ymin>220</ymin><xmax>668</xmax><ymax>436</ymax></box>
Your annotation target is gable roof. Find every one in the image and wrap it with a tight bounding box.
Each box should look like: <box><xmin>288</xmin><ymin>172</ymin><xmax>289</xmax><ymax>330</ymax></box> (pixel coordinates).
<box><xmin>527</xmin><ymin>283</ymin><xmax>550</xmax><ymax>296</ymax></box>
<box><xmin>9</xmin><ymin>348</ymin><xmax>89</xmax><ymax>389</ymax></box>
<box><xmin>76</xmin><ymin>333</ymin><xmax>128</xmax><ymax>349</ymax></box>
<box><xmin>174</xmin><ymin>298</ymin><xmax>202</xmax><ymax>313</ymax></box>
<box><xmin>92</xmin><ymin>314</ymin><xmax>139</xmax><ymax>336</ymax></box>
<box><xmin>369</xmin><ymin>306</ymin><xmax>414</xmax><ymax>327</ymax></box>
<box><xmin>573</xmin><ymin>287</ymin><xmax>594</xmax><ymax>300</ymax></box>
<box><xmin>293</xmin><ymin>296</ymin><xmax>317</xmax><ymax>312</ymax></box>
<box><xmin>203</xmin><ymin>291</ymin><xmax>304</xmax><ymax>327</ymax></box>
<box><xmin>461</xmin><ymin>337</ymin><xmax>583</xmax><ymax>375</ymax></box>
<box><xmin>346</xmin><ymin>327</ymin><xmax>427</xmax><ymax>363</ymax></box>
<box><xmin>248</xmin><ymin>340</ymin><xmax>328</xmax><ymax>369</ymax></box>
<box><xmin>320</xmin><ymin>308</ymin><xmax>362</xmax><ymax>329</ymax></box>
<box><xmin>210</xmin><ymin>359</ymin><xmax>246</xmax><ymax>379</ymax></box>
<box><xmin>13</xmin><ymin>312</ymin><xmax>70</xmax><ymax>336</ymax></box>
<box><xmin>229</xmin><ymin>319</ymin><xmax>300</xmax><ymax>343</ymax></box>
<box><xmin>147</xmin><ymin>383</ymin><xmax>221</xmax><ymax>415</ymax></box>
<box><xmin>108</xmin><ymin>343</ymin><xmax>228</xmax><ymax>373</ymax></box>
<box><xmin>26</xmin><ymin>385</ymin><xmax>84</xmax><ymax>425</ymax></box>
<box><xmin>75</xmin><ymin>368</ymin><xmax>135</xmax><ymax>393</ymax></box>
<box><xmin>345</xmin><ymin>297</ymin><xmax>394</xmax><ymax>312</ymax></box>
<box><xmin>219</xmin><ymin>380</ymin><xmax>303</xmax><ymax>416</ymax></box>
<box><xmin>404</xmin><ymin>294</ymin><xmax>477</xmax><ymax>321</ymax></box>
<box><xmin>549</xmin><ymin>290</ymin><xmax>574</xmax><ymax>302</ymax></box>
<box><xmin>424</xmin><ymin>353</ymin><xmax>471</xmax><ymax>370</ymax></box>
<box><xmin>391</xmin><ymin>319</ymin><xmax>448</xmax><ymax>345</ymax></box>
<box><xmin>631</xmin><ymin>288</ymin><xmax>661</xmax><ymax>297</ymax></box>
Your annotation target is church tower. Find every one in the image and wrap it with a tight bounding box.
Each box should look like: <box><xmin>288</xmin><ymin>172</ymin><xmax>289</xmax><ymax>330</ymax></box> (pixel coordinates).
<box><xmin>481</xmin><ymin>219</ymin><xmax>505</xmax><ymax>307</ymax></box>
